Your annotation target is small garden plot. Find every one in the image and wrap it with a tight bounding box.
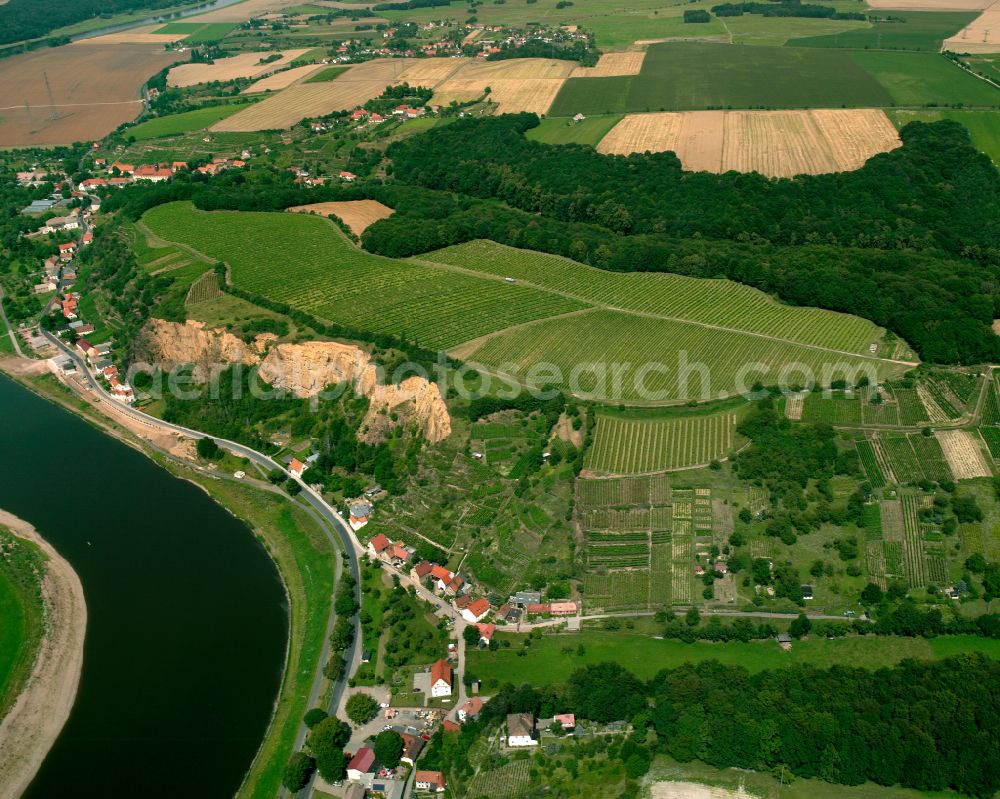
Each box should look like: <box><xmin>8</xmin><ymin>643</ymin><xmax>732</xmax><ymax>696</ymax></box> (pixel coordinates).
<box><xmin>936</xmin><ymin>430</ymin><xmax>991</xmax><ymax>480</ymax></box>
<box><xmin>583</xmin><ymin>570</ymin><xmax>651</xmax><ymax>610</ymax></box>
<box><xmin>901</xmin><ymin>494</ymin><xmax>929</xmax><ymax>588</ymax></box>
<box><xmin>866</xmin><ymin>540</ymin><xmax>903</xmax><ymax>589</ymax></box>
<box><xmin>925</xmin><ymin>554</ymin><xmax>948</xmax><ymax>585</ymax></box>
<box><xmin>467</xmin><ymin>759</ymin><xmax>531</xmax><ymax>798</ymax></box>
<box><xmin>749</xmin><ymin>538</ymin><xmax>775</xmax><ymax>559</ymax></box>
<box><xmin>856</xmin><ymin>439</ymin><xmax>885</xmax><ymax>488</ymax></box>
<box><xmin>876</xmin><ymin>433</ymin><xmax>923</xmax><ymax>484</ymax></box>
<box><xmin>784</xmin><ymin>392</ymin><xmax>804</xmax><ymax>421</ymax></box>
<box><xmin>982</xmin><ymin>376</ymin><xmax>1000</xmax><ymax>426</ymax></box>
<box><xmin>587</xmin><ymin>543</ymin><xmax>650</xmax><ymax>568</ymax></box>
<box><xmin>801</xmin><ymin>390</ymin><xmax>862</xmax><ymax>424</ymax></box>
<box><xmin>671</xmin><ymin>562</ymin><xmax>692</xmax><ymax>603</ymax></box>
<box><xmin>577</xmin><ymin>475</ymin><xmax>651</xmax><ymax>506</ymax></box>
<box><xmin>910</xmin><ymin>435</ymin><xmax>953</xmax><ymax>483</ymax></box>
<box><xmin>748</xmin><ymin>486</ymin><xmax>770</xmax><ymax>517</ymax></box>
<box><xmin>980</xmin><ymin>426</ymin><xmax>1000</xmax><ymax>459</ymax></box>
<box><xmin>185</xmin><ymin>270</ymin><xmax>222</xmax><ymax>305</ymax></box>
<box><xmin>891</xmin><ymin>384</ymin><xmax>929</xmax><ymax>425</ymax></box>
<box><xmin>650</xmin><ymin>505</ymin><xmax>673</xmax><ymax>530</ymax></box>
<box><xmin>861</xmin><ymin>502</ymin><xmax>882</xmax><ymax>537</ymax></box>
<box><xmin>586</xmin><ymin>531</ymin><xmax>649</xmax><ymax>543</ymax></box>
<box><xmin>650</xmin><ymin>544</ymin><xmax>673</xmax><ymax>605</ymax></box>
<box><xmin>580</xmin><ymin>507</ymin><xmax>651</xmax><ymax>531</ymax></box>
<box><xmin>879</xmin><ymin>499</ymin><xmax>905</xmax><ymax>541</ymax></box>
<box><xmin>862</xmin><ymin>385</ymin><xmax>902</xmax><ymax>426</ymax></box>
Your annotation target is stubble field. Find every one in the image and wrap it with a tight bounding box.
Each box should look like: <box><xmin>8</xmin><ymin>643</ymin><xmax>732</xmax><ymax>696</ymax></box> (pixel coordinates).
<box><xmin>0</xmin><ymin>43</ymin><xmax>182</xmax><ymax>146</ymax></box>
<box><xmin>945</xmin><ymin>0</ymin><xmax>1000</xmax><ymax>52</ymax></box>
<box><xmin>287</xmin><ymin>200</ymin><xmax>394</xmax><ymax>235</ymax></box>
<box><xmin>167</xmin><ymin>50</ymin><xmax>310</xmax><ymax>88</ymax></box>
<box><xmin>597</xmin><ymin>109</ymin><xmax>901</xmax><ymax>177</ymax></box>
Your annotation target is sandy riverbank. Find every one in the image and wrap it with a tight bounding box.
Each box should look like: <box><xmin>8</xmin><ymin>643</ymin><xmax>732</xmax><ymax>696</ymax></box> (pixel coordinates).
<box><xmin>0</xmin><ymin>509</ymin><xmax>87</xmax><ymax>798</ymax></box>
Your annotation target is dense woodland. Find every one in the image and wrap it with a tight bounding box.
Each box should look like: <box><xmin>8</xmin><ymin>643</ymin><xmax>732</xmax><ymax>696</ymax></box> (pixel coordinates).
<box><xmin>0</xmin><ymin>0</ymin><xmax>203</xmax><ymax>44</ymax></box>
<box><xmin>433</xmin><ymin>656</ymin><xmax>1000</xmax><ymax>798</ymax></box>
<box><xmin>711</xmin><ymin>2</ymin><xmax>866</xmax><ymax>19</ymax></box>
<box><xmin>383</xmin><ymin>115</ymin><xmax>1000</xmax><ymax>364</ymax></box>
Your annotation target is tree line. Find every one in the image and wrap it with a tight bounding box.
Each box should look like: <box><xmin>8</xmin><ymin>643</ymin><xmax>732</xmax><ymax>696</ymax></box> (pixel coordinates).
<box><xmin>448</xmin><ymin>656</ymin><xmax>1000</xmax><ymax>798</ymax></box>
<box><xmin>711</xmin><ymin>2</ymin><xmax>866</xmax><ymax>20</ymax></box>
<box><xmin>0</xmin><ymin>0</ymin><xmax>203</xmax><ymax>44</ymax></box>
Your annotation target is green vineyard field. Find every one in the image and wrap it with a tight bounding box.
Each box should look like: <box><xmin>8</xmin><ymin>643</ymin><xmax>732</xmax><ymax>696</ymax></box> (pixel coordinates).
<box><xmin>585</xmin><ymin>410</ymin><xmax>738</xmax><ymax>474</ymax></box>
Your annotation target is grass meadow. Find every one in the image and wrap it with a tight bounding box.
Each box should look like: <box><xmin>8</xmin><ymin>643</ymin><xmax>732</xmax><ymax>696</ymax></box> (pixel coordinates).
<box><xmin>526</xmin><ymin>114</ymin><xmax>623</xmax><ymax>146</ymax></box>
<box><xmin>128</xmin><ymin>104</ymin><xmax>251</xmax><ymax>140</ymax></box>
<box><xmin>153</xmin><ymin>21</ymin><xmax>235</xmax><ymax>42</ymax></box>
<box><xmin>850</xmin><ymin>50</ymin><xmax>1000</xmax><ymax>107</ymax></box>
<box><xmin>467</xmin><ymin>630</ymin><xmax>1000</xmax><ymax>688</ymax></box>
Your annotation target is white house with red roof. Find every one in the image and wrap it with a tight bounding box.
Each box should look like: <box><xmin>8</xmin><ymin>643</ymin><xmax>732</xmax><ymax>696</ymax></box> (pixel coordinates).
<box><xmin>458</xmin><ymin>697</ymin><xmax>483</xmax><ymax>722</ymax></box>
<box><xmin>367</xmin><ymin>533</ymin><xmax>392</xmax><ymax>558</ymax></box>
<box><xmin>430</xmin><ymin>658</ymin><xmax>452</xmax><ymax>698</ymax></box>
<box><xmin>476</xmin><ymin>622</ymin><xmax>495</xmax><ymax>645</ymax></box>
<box><xmin>349</xmin><ymin>500</ymin><xmax>372</xmax><ymax>530</ymax></box>
<box><xmin>460</xmin><ymin>597</ymin><xmax>491</xmax><ymax>624</ymax></box>
<box><xmin>288</xmin><ymin>458</ymin><xmax>306</xmax><ymax>478</ymax></box>
<box><xmin>414</xmin><ymin>771</ymin><xmax>446</xmax><ymax>792</ymax></box>
<box><xmin>339</xmin><ymin>170</ymin><xmax>357</xmax><ymax>182</ymax></box>
<box><xmin>346</xmin><ymin>747</ymin><xmax>376</xmax><ymax>781</ymax></box>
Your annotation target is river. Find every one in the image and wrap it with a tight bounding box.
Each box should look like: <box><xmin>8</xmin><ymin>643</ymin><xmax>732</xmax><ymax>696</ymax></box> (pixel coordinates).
<box><xmin>0</xmin><ymin>373</ymin><xmax>288</xmax><ymax>799</ymax></box>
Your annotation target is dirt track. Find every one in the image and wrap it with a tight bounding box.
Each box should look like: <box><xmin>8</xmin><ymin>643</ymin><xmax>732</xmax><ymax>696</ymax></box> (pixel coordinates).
<box><xmin>0</xmin><ymin>509</ymin><xmax>86</xmax><ymax>799</ymax></box>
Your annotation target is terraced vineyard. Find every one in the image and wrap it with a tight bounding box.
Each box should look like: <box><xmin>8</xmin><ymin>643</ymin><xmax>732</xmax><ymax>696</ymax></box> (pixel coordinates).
<box><xmin>422</xmin><ymin>240</ymin><xmax>885</xmax><ymax>354</ymax></box>
<box><xmin>585</xmin><ymin>410</ymin><xmax>739</xmax><ymax>475</ymax></box>
<box><xmin>141</xmin><ymin>203</ymin><xmax>586</xmax><ymax>351</ymax></box>
<box><xmin>467</xmin><ymin>308</ymin><xmax>902</xmax><ymax>404</ymax></box>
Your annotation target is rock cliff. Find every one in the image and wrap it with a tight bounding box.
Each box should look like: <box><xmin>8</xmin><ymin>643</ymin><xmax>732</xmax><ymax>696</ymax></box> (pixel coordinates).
<box><xmin>143</xmin><ymin>320</ymin><xmax>451</xmax><ymax>443</ymax></box>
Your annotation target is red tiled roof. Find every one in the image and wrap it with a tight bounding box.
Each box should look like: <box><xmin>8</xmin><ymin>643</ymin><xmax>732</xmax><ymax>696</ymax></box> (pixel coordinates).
<box><xmin>369</xmin><ymin>533</ymin><xmax>392</xmax><ymax>553</ymax></box>
<box><xmin>346</xmin><ymin>746</ymin><xmax>375</xmax><ymax>773</ymax></box>
<box><xmin>462</xmin><ymin>697</ymin><xmax>484</xmax><ymax>716</ymax></box>
<box><xmin>414</xmin><ymin>561</ymin><xmax>433</xmax><ymax>578</ymax></box>
<box><xmin>431</xmin><ymin>658</ymin><xmax>451</xmax><ymax>687</ymax></box>
<box><xmin>466</xmin><ymin>597</ymin><xmax>490</xmax><ymax>618</ymax></box>
<box><xmin>442</xmin><ymin>719</ymin><xmax>460</xmax><ymax>733</ymax></box>
<box><xmin>477</xmin><ymin>623</ymin><xmax>495</xmax><ymax>640</ymax></box>
<box><xmin>415</xmin><ymin>770</ymin><xmax>446</xmax><ymax>789</ymax></box>
<box><xmin>431</xmin><ymin>565</ymin><xmax>452</xmax><ymax>581</ymax></box>
<box><xmin>289</xmin><ymin>458</ymin><xmax>304</xmax><ymax>473</ymax></box>
<box><xmin>454</xmin><ymin>595</ymin><xmax>472</xmax><ymax>609</ymax></box>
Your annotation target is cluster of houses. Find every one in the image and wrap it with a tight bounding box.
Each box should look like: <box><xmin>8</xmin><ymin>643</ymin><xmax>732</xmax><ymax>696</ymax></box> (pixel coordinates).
<box><xmin>341</xmin><ymin>733</ymin><xmax>442</xmax><ymax>798</ymax></box>
<box><xmin>75</xmin><ymin>338</ymin><xmax>133</xmax><ymax>403</ymax></box>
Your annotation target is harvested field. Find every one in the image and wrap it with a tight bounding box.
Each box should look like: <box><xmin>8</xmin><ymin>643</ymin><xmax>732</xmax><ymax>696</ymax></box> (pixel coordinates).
<box><xmin>167</xmin><ymin>49</ymin><xmax>309</xmax><ymax>88</ymax></box>
<box><xmin>868</xmin><ymin>0</ymin><xmax>990</xmax><ymax>8</ymax></box>
<box><xmin>945</xmin><ymin>0</ymin><xmax>1000</xmax><ymax>52</ymax></box>
<box><xmin>936</xmin><ymin>430</ymin><xmax>992</xmax><ymax>479</ymax></box>
<box><xmin>571</xmin><ymin>51</ymin><xmax>647</xmax><ymax>77</ymax></box>
<box><xmin>432</xmin><ymin>58</ymin><xmax>575</xmax><ymax>113</ymax></box>
<box><xmin>397</xmin><ymin>56</ymin><xmax>467</xmax><ymax>84</ymax></box>
<box><xmin>214</xmin><ymin>59</ymin><xmax>407</xmax><ymax>130</ymax></box>
<box><xmin>191</xmin><ymin>0</ymin><xmax>360</xmax><ymax>21</ymax></box>
<box><xmin>72</xmin><ymin>25</ymin><xmax>183</xmax><ymax>45</ymax></box>
<box><xmin>242</xmin><ymin>63</ymin><xmax>326</xmax><ymax>93</ymax></box>
<box><xmin>0</xmin><ymin>44</ymin><xmax>182</xmax><ymax>147</ymax></box>
<box><xmin>597</xmin><ymin>109</ymin><xmax>901</xmax><ymax>177</ymax></box>
<box><xmin>650</xmin><ymin>782</ymin><xmax>757</xmax><ymax>799</ymax></box>
<box><xmin>287</xmin><ymin>200</ymin><xmax>394</xmax><ymax>235</ymax></box>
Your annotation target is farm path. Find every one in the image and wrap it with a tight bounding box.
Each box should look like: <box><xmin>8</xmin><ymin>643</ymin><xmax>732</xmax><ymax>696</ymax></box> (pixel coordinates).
<box><xmin>408</xmin><ymin>254</ymin><xmax>919</xmax><ymax>367</ymax></box>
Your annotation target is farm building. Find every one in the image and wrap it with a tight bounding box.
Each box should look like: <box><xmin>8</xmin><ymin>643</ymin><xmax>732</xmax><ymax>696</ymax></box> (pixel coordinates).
<box><xmin>507</xmin><ymin>713</ymin><xmax>537</xmax><ymax>747</ymax></box>
<box><xmin>414</xmin><ymin>770</ymin><xmax>446</xmax><ymax>792</ymax></box>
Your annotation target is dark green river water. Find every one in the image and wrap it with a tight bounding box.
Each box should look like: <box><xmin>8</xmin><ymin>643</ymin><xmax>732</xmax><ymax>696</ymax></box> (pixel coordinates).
<box><xmin>0</xmin><ymin>373</ymin><xmax>287</xmax><ymax>798</ymax></box>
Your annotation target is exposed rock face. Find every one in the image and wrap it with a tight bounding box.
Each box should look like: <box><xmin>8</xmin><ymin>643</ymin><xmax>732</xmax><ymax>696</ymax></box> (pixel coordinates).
<box><xmin>142</xmin><ymin>320</ymin><xmax>451</xmax><ymax>443</ymax></box>
<box><xmin>141</xmin><ymin>319</ymin><xmax>258</xmax><ymax>377</ymax></box>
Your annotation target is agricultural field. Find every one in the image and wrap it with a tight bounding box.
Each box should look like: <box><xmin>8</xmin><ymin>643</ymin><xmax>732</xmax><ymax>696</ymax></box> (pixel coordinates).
<box><xmin>945</xmin><ymin>0</ymin><xmax>1000</xmax><ymax>52</ymax></box>
<box><xmin>857</xmin><ymin>439</ymin><xmax>886</xmax><ymax>489</ymax></box>
<box><xmin>213</xmin><ymin>59</ymin><xmax>409</xmax><ymax>130</ymax></box>
<box><xmin>153</xmin><ymin>21</ymin><xmax>235</xmax><ymax>42</ymax></box>
<box><xmin>889</xmin><ymin>109</ymin><xmax>1000</xmax><ymax>163</ymax></box>
<box><xmin>167</xmin><ymin>49</ymin><xmax>310</xmax><ymax>88</ymax></box>
<box><xmin>874</xmin><ymin>432</ymin><xmax>953</xmax><ymax>485</ymax></box>
<box><xmin>241</xmin><ymin>64</ymin><xmax>326</xmax><ymax>93</ymax></box>
<box><xmin>421</xmin><ymin>241</ymin><xmax>888</xmax><ymax>355</ymax></box>
<box><xmin>848</xmin><ymin>50</ymin><xmax>1000</xmax><ymax>106</ymax></box>
<box><xmin>789</xmin><ymin>10</ymin><xmax>978</xmax><ymax>51</ymax></box>
<box><xmin>570</xmin><ymin>51</ymin><xmax>647</xmax><ymax>78</ymax></box>
<box><xmin>424</xmin><ymin>57</ymin><xmax>576</xmax><ymax>113</ymax></box>
<box><xmin>585</xmin><ymin>409</ymin><xmax>740</xmax><ymax>474</ymax></box>
<box><xmin>549</xmin><ymin>43</ymin><xmax>893</xmax><ymax>116</ymax></box>
<box><xmin>286</xmin><ymin>200</ymin><xmax>394</xmax><ymax>236</ymax></box>
<box><xmin>936</xmin><ymin>430</ymin><xmax>992</xmax><ymax>479</ymax></box>
<box><xmin>596</xmin><ymin>109</ymin><xmax>901</xmax><ymax>177</ymax></box>
<box><xmin>127</xmin><ymin>104</ymin><xmax>251</xmax><ymax>140</ymax></box>
<box><xmin>466</xmin><ymin>760</ymin><xmax>530</xmax><ymax>799</ymax></box>
<box><xmin>525</xmin><ymin>115</ymin><xmax>624</xmax><ymax>147</ymax></box>
<box><xmin>304</xmin><ymin>66</ymin><xmax>349</xmax><ymax>83</ymax></box>
<box><xmin>0</xmin><ymin>43</ymin><xmax>181</xmax><ymax>146</ymax></box>
<box><xmin>140</xmin><ymin>202</ymin><xmax>586</xmax><ymax>351</ymax></box>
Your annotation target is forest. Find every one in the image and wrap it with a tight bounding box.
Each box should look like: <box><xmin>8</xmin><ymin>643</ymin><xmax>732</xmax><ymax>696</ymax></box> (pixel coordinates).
<box><xmin>0</xmin><ymin>0</ymin><xmax>204</xmax><ymax>44</ymax></box>
<box><xmin>711</xmin><ymin>2</ymin><xmax>866</xmax><ymax>19</ymax></box>
<box><xmin>428</xmin><ymin>656</ymin><xmax>1000</xmax><ymax>798</ymax></box>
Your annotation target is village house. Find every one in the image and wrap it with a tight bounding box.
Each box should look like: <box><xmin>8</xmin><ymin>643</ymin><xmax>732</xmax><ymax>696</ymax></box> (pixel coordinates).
<box><xmin>58</xmin><ymin>242</ymin><xmax>76</xmax><ymax>260</ymax></box>
<box><xmin>398</xmin><ymin>731</ymin><xmax>424</xmax><ymax>765</ymax></box>
<box><xmin>133</xmin><ymin>164</ymin><xmax>173</xmax><ymax>183</ymax></box>
<box><xmin>553</xmin><ymin>713</ymin><xmax>576</xmax><ymax>731</ymax></box>
<box><xmin>339</xmin><ymin>170</ymin><xmax>357</xmax><ymax>182</ymax></box>
<box><xmin>476</xmin><ymin>623</ymin><xmax>495</xmax><ymax>645</ymax></box>
<box><xmin>367</xmin><ymin>533</ymin><xmax>392</xmax><ymax>559</ymax></box>
<box><xmin>507</xmin><ymin>713</ymin><xmax>537</xmax><ymax>747</ymax></box>
<box><xmin>414</xmin><ymin>771</ymin><xmax>446</xmax><ymax>792</ymax></box>
<box><xmin>43</xmin><ymin>215</ymin><xmax>80</xmax><ymax>234</ymax></box>
<box><xmin>430</xmin><ymin>658</ymin><xmax>452</xmax><ymax>698</ymax></box>
<box><xmin>510</xmin><ymin>590</ymin><xmax>541</xmax><ymax>607</ymax></box>
<box><xmin>496</xmin><ymin>603</ymin><xmax>518</xmax><ymax>623</ymax></box>
<box><xmin>288</xmin><ymin>458</ymin><xmax>306</xmax><ymax>479</ymax></box>
<box><xmin>82</xmin><ymin>231</ymin><xmax>93</xmax><ymax>246</ymax></box>
<box><xmin>109</xmin><ymin>378</ymin><xmax>135</xmax><ymax>404</ymax></box>
<box><xmin>346</xmin><ymin>747</ymin><xmax>376</xmax><ymax>781</ymax></box>
<box><xmin>349</xmin><ymin>500</ymin><xmax>373</xmax><ymax>530</ymax></box>
<box><xmin>411</xmin><ymin>560</ymin><xmax>434</xmax><ymax>583</ymax></box>
<box><xmin>79</xmin><ymin>178</ymin><xmax>108</xmax><ymax>191</ymax></box>
<box><xmin>460</xmin><ymin>597</ymin><xmax>491</xmax><ymax>624</ymax></box>
<box><xmin>107</xmin><ymin>161</ymin><xmax>135</xmax><ymax>175</ymax></box>
<box><xmin>458</xmin><ymin>697</ymin><xmax>483</xmax><ymax>722</ymax></box>
<box><xmin>431</xmin><ymin>565</ymin><xmax>454</xmax><ymax>593</ymax></box>
<box><xmin>713</xmin><ymin>561</ymin><xmax>728</xmax><ymax>575</ymax></box>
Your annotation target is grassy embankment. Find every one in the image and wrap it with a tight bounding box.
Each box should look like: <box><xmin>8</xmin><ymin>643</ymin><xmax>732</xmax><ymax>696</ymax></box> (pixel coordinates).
<box><xmin>467</xmin><ymin>630</ymin><xmax>1000</xmax><ymax>688</ymax></box>
<box><xmin>0</xmin><ymin>525</ymin><xmax>46</xmax><ymax>719</ymax></box>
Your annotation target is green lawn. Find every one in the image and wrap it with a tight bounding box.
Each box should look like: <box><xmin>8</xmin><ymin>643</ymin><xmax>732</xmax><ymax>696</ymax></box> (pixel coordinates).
<box><xmin>850</xmin><ymin>51</ymin><xmax>1000</xmax><ymax>107</ymax></box>
<box><xmin>549</xmin><ymin>43</ymin><xmax>893</xmax><ymax>115</ymax></box>
<box><xmin>789</xmin><ymin>11</ymin><xmax>977</xmax><ymax>52</ymax></box>
<box><xmin>304</xmin><ymin>66</ymin><xmax>349</xmax><ymax>83</ymax></box>
<box><xmin>526</xmin><ymin>115</ymin><xmax>622</xmax><ymax>146</ymax></box>
<box><xmin>0</xmin><ymin>528</ymin><xmax>45</xmax><ymax>720</ymax></box>
<box><xmin>128</xmin><ymin>104</ymin><xmax>251</xmax><ymax>140</ymax></box>
<box><xmin>890</xmin><ymin>109</ymin><xmax>1000</xmax><ymax>163</ymax></box>
<box><xmin>467</xmin><ymin>631</ymin><xmax>1000</xmax><ymax>688</ymax></box>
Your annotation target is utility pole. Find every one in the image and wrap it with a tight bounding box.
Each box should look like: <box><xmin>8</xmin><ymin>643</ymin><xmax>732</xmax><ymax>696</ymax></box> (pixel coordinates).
<box><xmin>43</xmin><ymin>71</ymin><xmax>59</xmax><ymax>120</ymax></box>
